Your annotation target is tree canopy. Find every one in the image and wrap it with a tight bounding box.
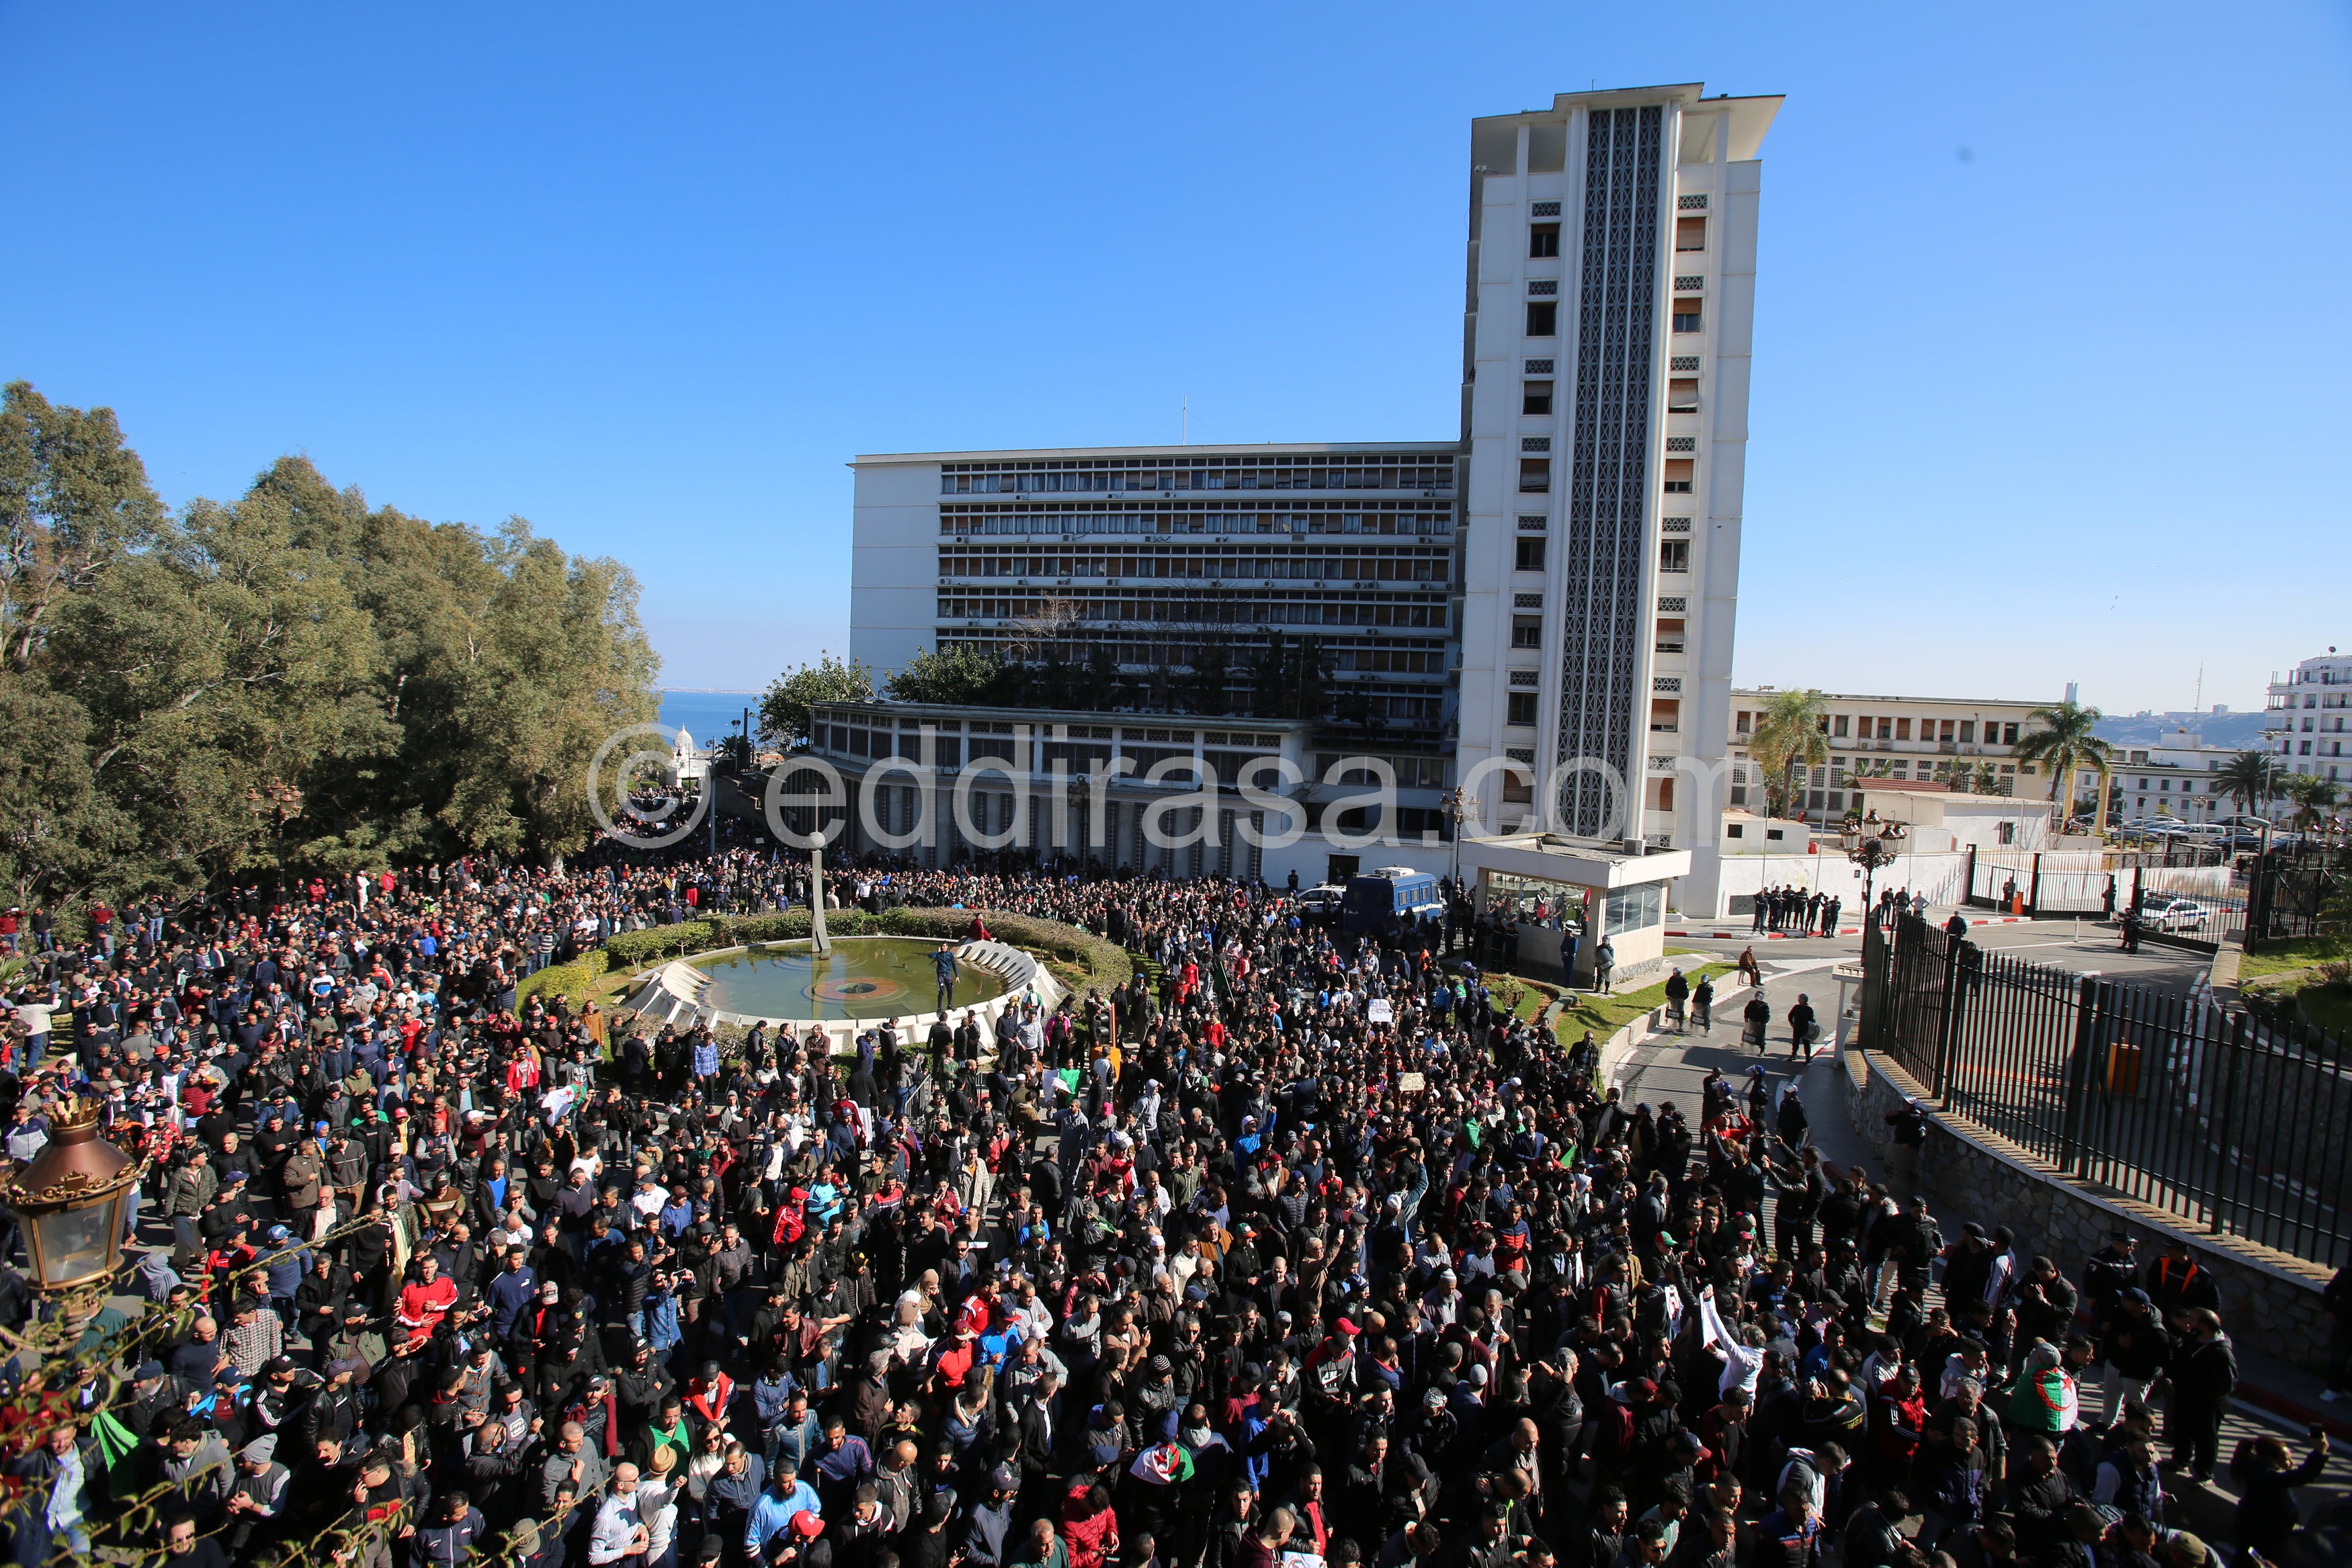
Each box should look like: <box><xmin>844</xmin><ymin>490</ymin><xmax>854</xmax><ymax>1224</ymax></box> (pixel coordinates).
<box><xmin>0</xmin><ymin>381</ymin><xmax>658</xmax><ymax>914</ymax></box>
<box><xmin>759</xmin><ymin>651</ymin><xmax>875</xmax><ymax>747</ymax></box>
<box><xmin>1747</xmin><ymin>688</ymin><xmax>1828</xmax><ymax>818</ymax></box>
<box><xmin>2013</xmin><ymin>699</ymin><xmax>2110</xmax><ymax>805</ymax></box>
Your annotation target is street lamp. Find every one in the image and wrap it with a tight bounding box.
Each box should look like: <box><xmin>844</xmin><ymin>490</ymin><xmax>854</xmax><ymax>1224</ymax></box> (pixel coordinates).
<box><xmin>1439</xmin><ymin>785</ymin><xmax>1470</xmax><ymax>954</ymax></box>
<box><xmin>0</xmin><ymin>1098</ymin><xmax>139</xmax><ymax>1293</ymax></box>
<box><xmin>1837</xmin><ymin>812</ymin><xmax>1908</xmax><ymax>923</ymax></box>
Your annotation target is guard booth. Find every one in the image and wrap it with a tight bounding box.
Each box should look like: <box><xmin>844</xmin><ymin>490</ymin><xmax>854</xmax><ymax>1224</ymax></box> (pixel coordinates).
<box><xmin>1458</xmin><ymin>833</ymin><xmax>1691</xmax><ymax>991</ymax></box>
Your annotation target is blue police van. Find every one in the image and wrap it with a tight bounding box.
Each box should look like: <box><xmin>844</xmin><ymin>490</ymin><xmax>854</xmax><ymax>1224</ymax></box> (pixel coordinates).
<box><xmin>1340</xmin><ymin>866</ymin><xmax>1445</xmax><ymax>934</ymax></box>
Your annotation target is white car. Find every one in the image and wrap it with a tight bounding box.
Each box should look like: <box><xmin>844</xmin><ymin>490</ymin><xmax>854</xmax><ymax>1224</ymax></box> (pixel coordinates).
<box><xmin>1295</xmin><ymin>885</ymin><xmax>1346</xmax><ymax>919</ymax></box>
<box><xmin>2137</xmin><ymin>897</ymin><xmax>2212</xmax><ymax>932</ymax></box>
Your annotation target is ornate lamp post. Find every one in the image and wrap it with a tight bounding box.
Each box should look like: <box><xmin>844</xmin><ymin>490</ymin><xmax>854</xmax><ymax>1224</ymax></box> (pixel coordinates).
<box><xmin>1837</xmin><ymin>812</ymin><xmax>1908</xmax><ymax>923</ymax></box>
<box><xmin>0</xmin><ymin>1098</ymin><xmax>139</xmax><ymax>1293</ymax></box>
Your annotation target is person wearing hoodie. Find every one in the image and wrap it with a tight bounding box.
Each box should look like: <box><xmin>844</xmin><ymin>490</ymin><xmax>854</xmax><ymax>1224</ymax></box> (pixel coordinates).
<box><xmin>2003</xmin><ymin>1342</ymin><xmax>2079</xmax><ymax>1440</ymax></box>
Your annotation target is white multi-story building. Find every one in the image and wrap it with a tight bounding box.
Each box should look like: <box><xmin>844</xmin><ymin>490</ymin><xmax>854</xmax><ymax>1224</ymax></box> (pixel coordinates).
<box><xmin>2265</xmin><ymin>651</ymin><xmax>2352</xmax><ymax>784</ymax></box>
<box><xmin>1726</xmin><ymin>687</ymin><xmax>2060</xmax><ymax>816</ymax></box>
<box><xmin>847</xmin><ymin>442</ymin><xmax>1460</xmax><ymax>754</ymax></box>
<box><xmin>841</xmin><ymin>84</ymin><xmax>1781</xmax><ymax>913</ymax></box>
<box><xmin>2072</xmin><ymin>730</ymin><xmax>2239</xmax><ymax>823</ymax></box>
<box><xmin>1454</xmin><ymin>84</ymin><xmax>1779</xmax><ymax>926</ymax></box>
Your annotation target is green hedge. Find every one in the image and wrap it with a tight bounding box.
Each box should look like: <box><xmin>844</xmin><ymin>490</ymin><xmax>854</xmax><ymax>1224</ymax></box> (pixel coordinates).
<box><xmin>591</xmin><ymin>906</ymin><xmax>1131</xmax><ymax>998</ymax></box>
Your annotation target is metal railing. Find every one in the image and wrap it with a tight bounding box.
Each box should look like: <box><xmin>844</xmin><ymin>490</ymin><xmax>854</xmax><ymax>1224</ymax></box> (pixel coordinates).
<box><xmin>1859</xmin><ymin>912</ymin><xmax>2351</xmax><ymax>1267</ymax></box>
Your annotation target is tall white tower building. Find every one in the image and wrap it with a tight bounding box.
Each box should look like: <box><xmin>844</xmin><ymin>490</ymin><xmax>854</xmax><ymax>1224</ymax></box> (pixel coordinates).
<box><xmin>1455</xmin><ymin>84</ymin><xmax>1778</xmax><ymax>914</ymax></box>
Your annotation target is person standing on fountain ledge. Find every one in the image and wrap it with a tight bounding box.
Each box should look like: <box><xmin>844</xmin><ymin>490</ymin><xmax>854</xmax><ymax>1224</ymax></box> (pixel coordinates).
<box><xmin>931</xmin><ymin>942</ymin><xmax>961</xmax><ymax>1016</ymax></box>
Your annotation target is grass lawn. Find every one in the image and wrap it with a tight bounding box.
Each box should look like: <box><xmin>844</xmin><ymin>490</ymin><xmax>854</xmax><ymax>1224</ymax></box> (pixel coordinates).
<box><xmin>1493</xmin><ymin>962</ymin><xmax>1734</xmax><ymax>1044</ymax></box>
<box><xmin>2240</xmin><ymin>935</ymin><xmax>2345</xmax><ymax>979</ymax></box>
<box><xmin>2300</xmin><ymin>984</ymin><xmax>2352</xmax><ymax>1033</ymax></box>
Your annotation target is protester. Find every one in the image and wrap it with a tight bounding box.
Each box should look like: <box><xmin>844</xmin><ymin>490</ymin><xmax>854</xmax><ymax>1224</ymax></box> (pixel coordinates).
<box><xmin>0</xmin><ymin>844</ymin><xmax>2306</xmax><ymax>1568</ymax></box>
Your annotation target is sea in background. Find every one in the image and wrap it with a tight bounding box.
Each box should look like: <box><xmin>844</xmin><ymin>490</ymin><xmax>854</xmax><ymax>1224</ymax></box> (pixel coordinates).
<box><xmin>659</xmin><ymin>690</ymin><xmax>762</xmax><ymax>744</ymax></box>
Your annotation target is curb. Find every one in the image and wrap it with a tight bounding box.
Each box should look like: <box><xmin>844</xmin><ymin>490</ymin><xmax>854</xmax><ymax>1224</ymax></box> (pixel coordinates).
<box><xmin>1663</xmin><ymin>916</ymin><xmax>2050</xmax><ymax>939</ymax></box>
<box><xmin>2234</xmin><ymin>1382</ymin><xmax>2352</xmax><ymax>1442</ymax></box>
<box><xmin>1666</xmin><ymin>928</ymin><xmax>1861</xmax><ymax>939</ymax></box>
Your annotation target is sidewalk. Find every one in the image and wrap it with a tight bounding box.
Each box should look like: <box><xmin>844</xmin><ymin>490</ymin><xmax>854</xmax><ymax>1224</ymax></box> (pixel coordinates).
<box><xmin>1611</xmin><ymin>957</ymin><xmax>2351</xmax><ymax>1543</ymax></box>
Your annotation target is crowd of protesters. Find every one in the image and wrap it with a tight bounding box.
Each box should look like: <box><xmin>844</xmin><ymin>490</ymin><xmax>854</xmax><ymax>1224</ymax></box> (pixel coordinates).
<box><xmin>0</xmin><ymin>843</ymin><xmax>2337</xmax><ymax>1568</ymax></box>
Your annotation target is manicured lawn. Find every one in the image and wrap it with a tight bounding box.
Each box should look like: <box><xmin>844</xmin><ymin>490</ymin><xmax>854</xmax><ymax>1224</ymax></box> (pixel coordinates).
<box><xmin>2300</xmin><ymin>984</ymin><xmax>2352</xmax><ymax>1034</ymax></box>
<box><xmin>2240</xmin><ymin>935</ymin><xmax>2345</xmax><ymax>979</ymax></box>
<box><xmin>1493</xmin><ymin>962</ymin><xmax>1734</xmax><ymax>1043</ymax></box>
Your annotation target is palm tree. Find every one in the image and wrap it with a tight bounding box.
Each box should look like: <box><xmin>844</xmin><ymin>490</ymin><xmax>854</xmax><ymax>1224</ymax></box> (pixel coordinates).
<box><xmin>2286</xmin><ymin>775</ymin><xmax>2341</xmax><ymax>835</ymax></box>
<box><xmin>2214</xmin><ymin>750</ymin><xmax>2278</xmax><ymax>818</ymax></box>
<box><xmin>1749</xmin><ymin>689</ymin><xmax>1829</xmax><ymax>819</ymax></box>
<box><xmin>712</xmin><ymin>732</ymin><xmax>754</xmax><ymax>775</ymax></box>
<box><xmin>2013</xmin><ymin>700</ymin><xmax>2111</xmax><ymax>812</ymax></box>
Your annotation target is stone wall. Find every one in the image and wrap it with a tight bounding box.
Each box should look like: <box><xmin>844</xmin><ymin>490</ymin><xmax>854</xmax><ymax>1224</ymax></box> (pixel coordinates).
<box><xmin>1842</xmin><ymin>1045</ymin><xmax>2335</xmax><ymax>1372</ymax></box>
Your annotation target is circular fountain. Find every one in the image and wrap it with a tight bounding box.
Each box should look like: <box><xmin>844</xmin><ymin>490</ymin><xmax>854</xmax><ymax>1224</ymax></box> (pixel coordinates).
<box><xmin>621</xmin><ymin>935</ymin><xmax>1060</xmax><ymax>1054</ymax></box>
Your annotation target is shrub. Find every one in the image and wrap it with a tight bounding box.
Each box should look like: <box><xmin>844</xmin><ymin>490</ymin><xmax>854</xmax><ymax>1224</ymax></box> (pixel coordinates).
<box><xmin>519</xmin><ymin>955</ymin><xmax>607</xmax><ymax>1006</ymax></box>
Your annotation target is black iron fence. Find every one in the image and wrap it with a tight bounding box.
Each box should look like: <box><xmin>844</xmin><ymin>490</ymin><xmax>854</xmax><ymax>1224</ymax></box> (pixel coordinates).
<box><xmin>2250</xmin><ymin>840</ymin><xmax>2346</xmax><ymax>943</ymax></box>
<box><xmin>1859</xmin><ymin>912</ymin><xmax>2351</xmax><ymax>1268</ymax></box>
<box><xmin>1964</xmin><ymin>846</ymin><xmax>2257</xmax><ymax>951</ymax></box>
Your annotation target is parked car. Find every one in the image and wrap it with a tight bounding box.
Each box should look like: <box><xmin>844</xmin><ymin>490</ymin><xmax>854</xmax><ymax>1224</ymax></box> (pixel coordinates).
<box><xmin>1294</xmin><ymin>884</ymin><xmax>1346</xmax><ymax>921</ymax></box>
<box><xmin>2136</xmin><ymin>897</ymin><xmax>2214</xmax><ymax>932</ymax></box>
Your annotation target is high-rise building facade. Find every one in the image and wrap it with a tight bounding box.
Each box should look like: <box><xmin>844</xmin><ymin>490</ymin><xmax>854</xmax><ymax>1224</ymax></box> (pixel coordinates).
<box><xmin>843</xmin><ymin>85</ymin><xmax>1779</xmax><ymax>906</ymax></box>
<box><xmin>849</xmin><ymin>442</ymin><xmax>1460</xmax><ymax>758</ymax></box>
<box><xmin>2265</xmin><ymin>652</ymin><xmax>2352</xmax><ymax>783</ymax></box>
<box><xmin>1454</xmin><ymin>85</ymin><xmax>1777</xmax><ymax>912</ymax></box>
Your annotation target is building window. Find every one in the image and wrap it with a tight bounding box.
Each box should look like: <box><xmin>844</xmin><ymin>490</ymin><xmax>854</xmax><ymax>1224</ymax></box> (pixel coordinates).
<box><xmin>2002</xmin><ymin>722</ymin><xmax>2019</xmax><ymax>744</ymax></box>
<box><xmin>1523</xmin><ymin>380</ymin><xmax>1553</xmax><ymax>415</ymax></box>
<box><xmin>1735</xmin><ymin>709</ymin><xmax>1751</xmax><ymax>735</ymax></box>
<box><xmin>1668</xmin><ymin>378</ymin><xmax>1699</xmax><ymax>412</ymax></box>
<box><xmin>1658</xmin><ymin>539</ymin><xmax>1691</xmax><ymax>573</ymax></box>
<box><xmin>1832</xmin><ymin>715</ymin><xmax>1849</xmax><ymax>738</ymax></box>
<box><xmin>1506</xmin><ymin>692</ymin><xmax>1540</xmax><ymax>727</ymax></box>
<box><xmin>1529</xmin><ymin>222</ymin><xmax>1560</xmax><ymax>258</ymax></box>
<box><xmin>1526</xmin><ymin>302</ymin><xmax>1558</xmax><ymax>336</ymax></box>
<box><xmin>1958</xmin><ymin>720</ymin><xmax>1975</xmax><ymax>742</ymax></box>
<box><xmin>1511</xmin><ymin>618</ymin><xmax>1542</xmax><ymax>649</ymax></box>
<box><xmin>1519</xmin><ymin>458</ymin><xmax>1551</xmax><ymax>492</ymax></box>
<box><xmin>1673</xmin><ymin>301</ymin><xmax>1703</xmax><ymax>333</ymax></box>
<box><xmin>1877</xmin><ymin>717</ymin><xmax>1893</xmax><ymax>740</ymax></box>
<box><xmin>1663</xmin><ymin>458</ymin><xmax>1694</xmax><ymax>494</ymax></box>
<box><xmin>1515</xmin><ymin>538</ymin><xmax>1547</xmax><ymax>571</ymax></box>
<box><xmin>1675</xmin><ymin>216</ymin><xmax>1706</xmax><ymax>252</ymax></box>
<box><xmin>1895</xmin><ymin>717</ymin><xmax>1912</xmax><ymax>740</ymax></box>
<box><xmin>1650</xmin><ymin>699</ymin><xmax>1679</xmax><ymax>733</ymax></box>
<box><xmin>1654</xmin><ymin>617</ymin><xmax>1685</xmax><ymax>654</ymax></box>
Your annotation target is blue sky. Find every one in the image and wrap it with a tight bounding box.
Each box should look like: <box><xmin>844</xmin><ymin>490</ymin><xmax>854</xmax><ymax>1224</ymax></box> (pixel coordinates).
<box><xmin>4</xmin><ymin>3</ymin><xmax>2344</xmax><ymax>716</ymax></box>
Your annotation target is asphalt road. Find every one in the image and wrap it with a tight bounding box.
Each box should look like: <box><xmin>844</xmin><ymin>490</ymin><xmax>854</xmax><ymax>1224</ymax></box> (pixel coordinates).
<box><xmin>1664</xmin><ymin>914</ymin><xmax>2215</xmax><ymax>996</ymax></box>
